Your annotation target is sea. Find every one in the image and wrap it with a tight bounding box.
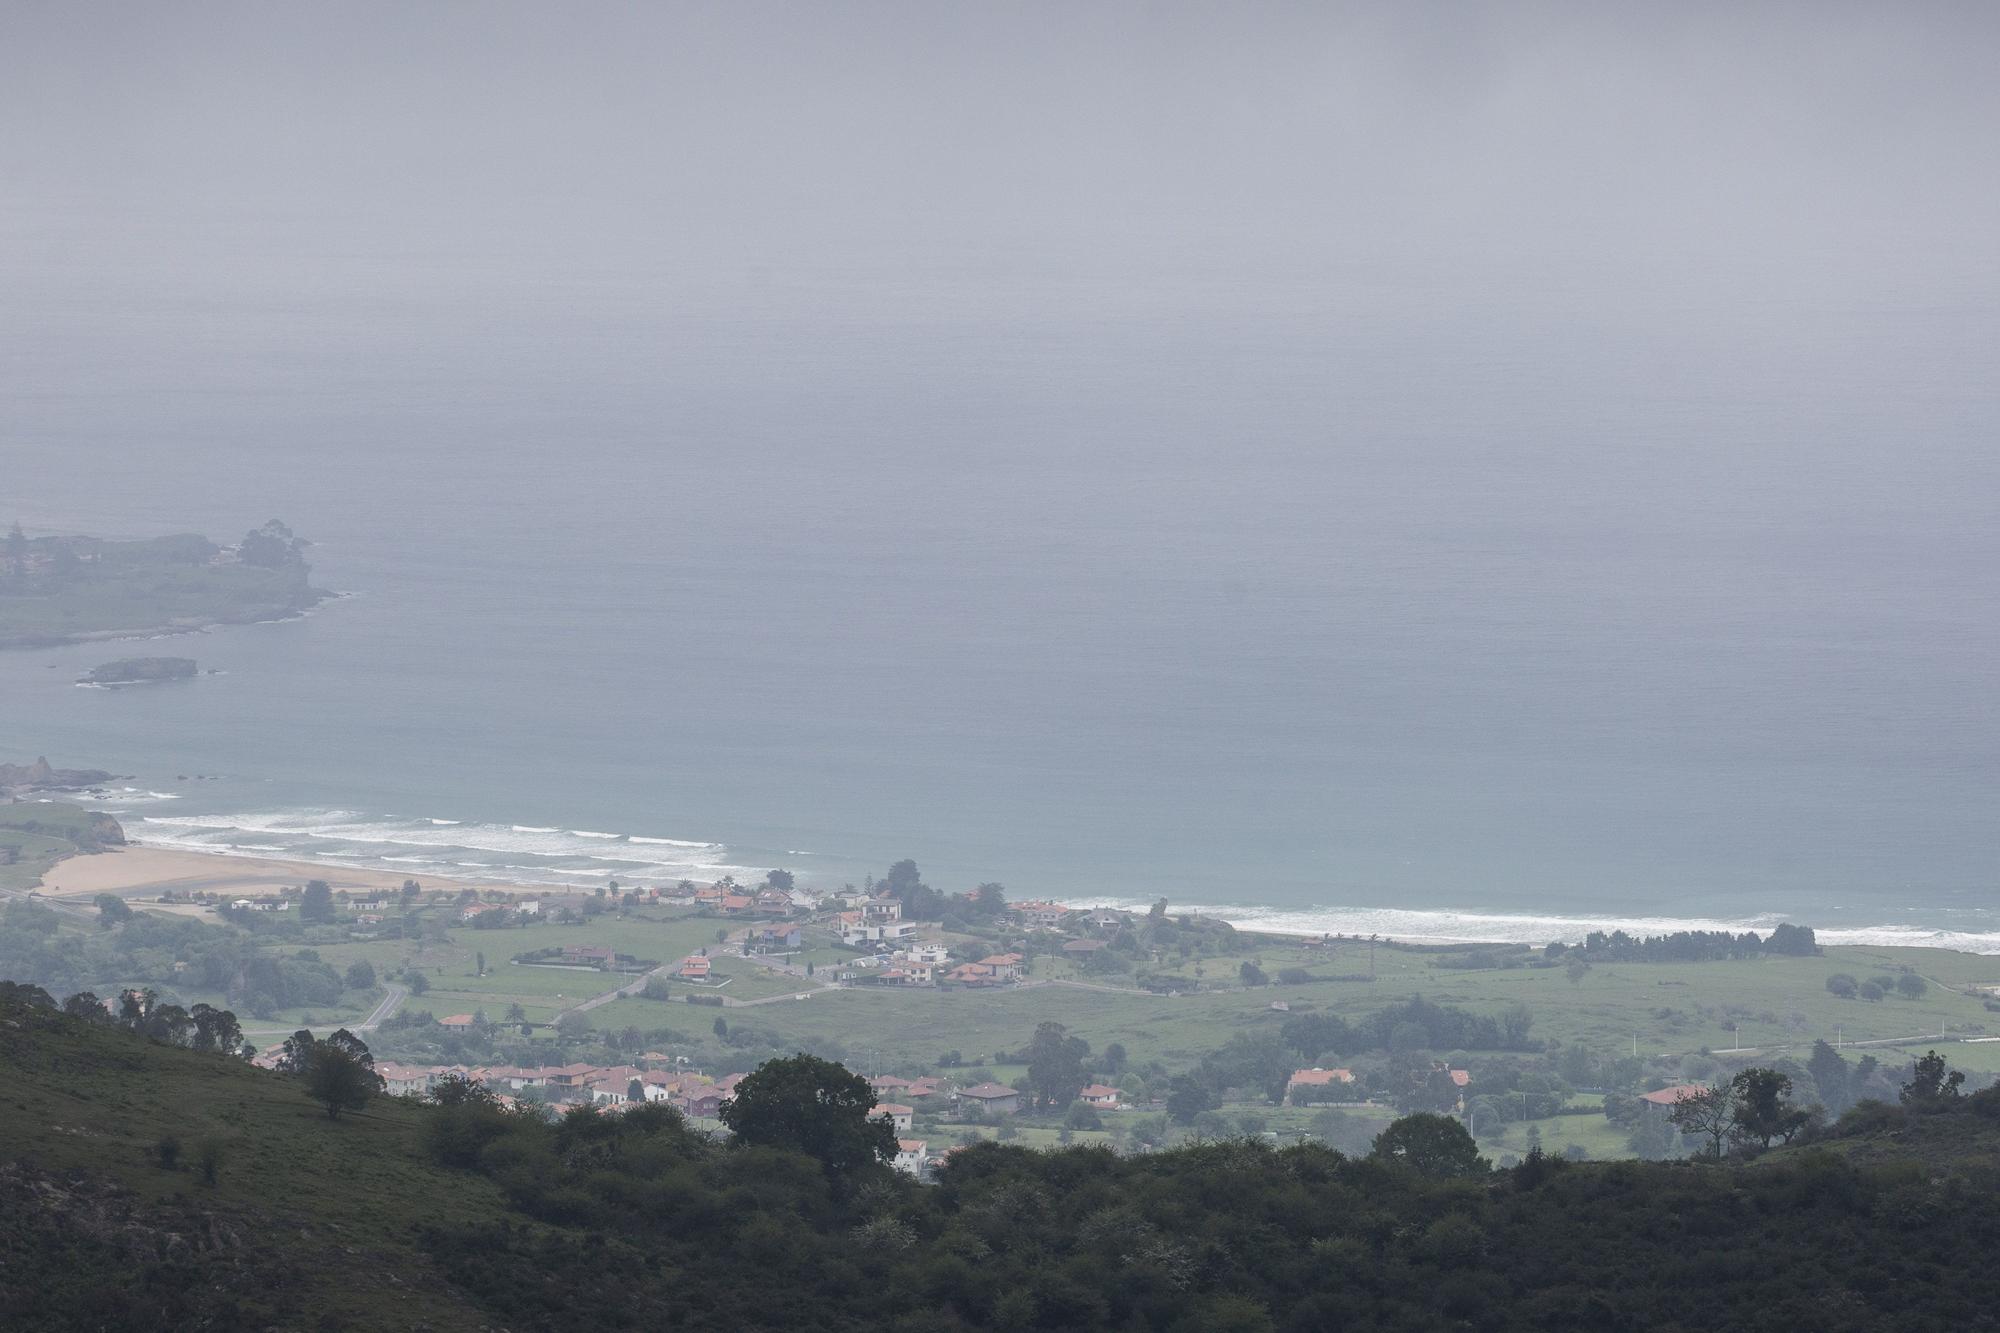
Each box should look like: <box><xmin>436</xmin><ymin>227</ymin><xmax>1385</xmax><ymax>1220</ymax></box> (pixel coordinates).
<box><xmin>3</xmin><ymin>208</ymin><xmax>1997</xmax><ymax>951</ymax></box>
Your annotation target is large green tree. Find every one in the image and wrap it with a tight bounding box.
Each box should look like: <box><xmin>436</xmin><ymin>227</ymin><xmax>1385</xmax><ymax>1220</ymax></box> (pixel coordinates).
<box><xmin>1370</xmin><ymin>1113</ymin><xmax>1486</xmax><ymax>1177</ymax></box>
<box><xmin>299</xmin><ymin>879</ymin><xmax>335</xmax><ymax>923</ymax></box>
<box><xmin>1668</xmin><ymin>1085</ymin><xmax>1734</xmax><ymax>1158</ymax></box>
<box><xmin>717</xmin><ymin>1054</ymin><xmax>894</xmax><ymax>1175</ymax></box>
<box><xmin>1901</xmin><ymin>1050</ymin><xmax>1964</xmax><ymax>1112</ymax></box>
<box><xmin>1728</xmin><ymin>1068</ymin><xmax>1812</xmax><ymax>1148</ymax></box>
<box><xmin>300</xmin><ymin>1029</ymin><xmax>382</xmax><ymax>1119</ymax></box>
<box><xmin>1025</xmin><ymin>1021</ymin><xmax>1090</xmax><ymax>1110</ymax></box>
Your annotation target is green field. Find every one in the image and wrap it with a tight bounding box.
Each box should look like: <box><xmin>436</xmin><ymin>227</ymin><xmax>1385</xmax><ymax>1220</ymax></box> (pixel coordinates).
<box><xmin>0</xmin><ymin>802</ymin><xmax>124</xmax><ymax>891</ymax></box>
<box><xmin>565</xmin><ymin>937</ymin><xmax>2000</xmax><ymax>1085</ymax></box>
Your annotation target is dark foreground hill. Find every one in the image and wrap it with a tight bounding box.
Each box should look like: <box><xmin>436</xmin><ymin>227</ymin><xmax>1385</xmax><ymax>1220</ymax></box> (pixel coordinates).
<box><xmin>6</xmin><ymin>992</ymin><xmax>2000</xmax><ymax>1332</ymax></box>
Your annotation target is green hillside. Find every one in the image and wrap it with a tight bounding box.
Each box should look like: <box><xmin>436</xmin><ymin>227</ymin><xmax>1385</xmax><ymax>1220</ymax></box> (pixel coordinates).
<box><xmin>0</xmin><ymin>802</ymin><xmax>124</xmax><ymax>891</ymax></box>
<box><xmin>0</xmin><ymin>996</ymin><xmax>506</xmax><ymax>1330</ymax></box>
<box><xmin>10</xmin><ymin>985</ymin><xmax>2000</xmax><ymax>1331</ymax></box>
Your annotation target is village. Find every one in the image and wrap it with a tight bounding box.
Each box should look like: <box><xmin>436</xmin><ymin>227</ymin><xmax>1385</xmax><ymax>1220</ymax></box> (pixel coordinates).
<box><xmin>219</xmin><ymin>873</ymin><xmax>1439</xmax><ymax>1176</ymax></box>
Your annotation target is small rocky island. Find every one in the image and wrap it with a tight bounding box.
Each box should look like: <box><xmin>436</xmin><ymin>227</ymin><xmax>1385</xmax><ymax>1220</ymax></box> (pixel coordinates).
<box><xmin>79</xmin><ymin>656</ymin><xmax>199</xmax><ymax>686</ymax></box>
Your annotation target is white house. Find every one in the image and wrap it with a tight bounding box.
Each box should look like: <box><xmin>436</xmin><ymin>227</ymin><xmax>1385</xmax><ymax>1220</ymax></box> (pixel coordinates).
<box><xmin>1078</xmin><ymin>1084</ymin><xmax>1123</xmax><ymax>1110</ymax></box>
<box><xmin>875</xmin><ymin>1103</ymin><xmax>914</xmax><ymax>1133</ymax></box>
<box><xmin>893</xmin><ymin>1139</ymin><xmax>927</xmax><ymax>1177</ymax></box>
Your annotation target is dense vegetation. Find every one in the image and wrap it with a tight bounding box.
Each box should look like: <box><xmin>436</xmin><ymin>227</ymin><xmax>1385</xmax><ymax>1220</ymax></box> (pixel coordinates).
<box><xmin>0</xmin><ymin>897</ymin><xmax>357</xmax><ymax>1018</ymax></box>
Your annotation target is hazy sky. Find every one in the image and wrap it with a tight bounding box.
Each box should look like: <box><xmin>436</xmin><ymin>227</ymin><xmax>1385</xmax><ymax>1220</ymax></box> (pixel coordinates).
<box><xmin>4</xmin><ymin>4</ymin><xmax>1997</xmax><ymax>910</ymax></box>
<box><xmin>5</xmin><ymin>1</ymin><xmax>1996</xmax><ymax>308</ymax></box>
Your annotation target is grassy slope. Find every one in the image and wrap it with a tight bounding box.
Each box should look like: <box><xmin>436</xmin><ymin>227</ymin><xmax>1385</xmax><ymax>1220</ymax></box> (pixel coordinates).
<box><xmin>0</xmin><ymin>802</ymin><xmax>119</xmax><ymax>892</ymax></box>
<box><xmin>0</xmin><ymin>1004</ymin><xmax>506</xmax><ymax>1329</ymax></box>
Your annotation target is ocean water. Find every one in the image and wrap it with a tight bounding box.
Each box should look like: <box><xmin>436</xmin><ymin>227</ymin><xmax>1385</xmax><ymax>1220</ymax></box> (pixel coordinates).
<box><xmin>3</xmin><ymin>209</ymin><xmax>1997</xmax><ymax>947</ymax></box>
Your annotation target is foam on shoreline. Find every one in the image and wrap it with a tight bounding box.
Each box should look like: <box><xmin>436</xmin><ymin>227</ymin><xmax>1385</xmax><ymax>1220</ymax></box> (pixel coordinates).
<box><xmin>1068</xmin><ymin>898</ymin><xmax>2000</xmax><ymax>955</ymax></box>
<box><xmin>91</xmin><ymin>800</ymin><xmax>2000</xmax><ymax>955</ymax></box>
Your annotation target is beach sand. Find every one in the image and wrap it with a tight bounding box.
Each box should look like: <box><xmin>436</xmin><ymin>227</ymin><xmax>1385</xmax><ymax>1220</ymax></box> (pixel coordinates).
<box><xmin>37</xmin><ymin>842</ymin><xmax>518</xmax><ymax>902</ymax></box>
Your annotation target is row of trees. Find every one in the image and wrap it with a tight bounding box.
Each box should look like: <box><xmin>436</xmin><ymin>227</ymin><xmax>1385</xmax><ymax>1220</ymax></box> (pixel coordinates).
<box><xmin>1</xmin><ymin>896</ymin><xmax>367</xmax><ymax>1018</ymax></box>
<box><xmin>1669</xmin><ymin>1050</ymin><xmax>1975</xmax><ymax>1157</ymax></box>
<box><xmin>1547</xmin><ymin>922</ymin><xmax>1817</xmax><ymax>962</ymax></box>
<box><xmin>1280</xmin><ymin>995</ymin><xmax>1537</xmax><ymax>1062</ymax></box>
<box><xmin>1825</xmin><ymin>969</ymin><xmax>1928</xmax><ymax>1001</ymax></box>
<box><xmin>0</xmin><ymin>981</ymin><xmax>246</xmax><ymax>1057</ymax></box>
<box><xmin>405</xmin><ymin>1048</ymin><xmax>2000</xmax><ymax>1330</ymax></box>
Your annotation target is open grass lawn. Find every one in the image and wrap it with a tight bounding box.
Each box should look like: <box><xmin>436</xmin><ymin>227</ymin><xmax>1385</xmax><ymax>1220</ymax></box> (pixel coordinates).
<box><xmin>1478</xmin><ymin>1106</ymin><xmax>1636</xmax><ymax>1162</ymax></box>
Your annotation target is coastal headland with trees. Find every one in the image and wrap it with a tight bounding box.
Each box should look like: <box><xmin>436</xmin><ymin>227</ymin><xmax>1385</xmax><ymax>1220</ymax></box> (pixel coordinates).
<box><xmin>0</xmin><ymin>519</ymin><xmax>327</xmax><ymax>648</ymax></box>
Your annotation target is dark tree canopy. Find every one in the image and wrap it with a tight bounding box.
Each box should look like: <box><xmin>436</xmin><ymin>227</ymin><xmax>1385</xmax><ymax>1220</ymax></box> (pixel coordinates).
<box><xmin>299</xmin><ymin>880</ymin><xmax>335</xmax><ymax>923</ymax></box>
<box><xmin>1729</xmin><ymin>1068</ymin><xmax>1812</xmax><ymax>1148</ymax></box>
<box><xmin>1370</xmin><ymin>1113</ymin><xmax>1487</xmax><ymax>1177</ymax></box>
<box><xmin>1024</xmin><ymin>1021</ymin><xmax>1090</xmax><ymax>1110</ymax></box>
<box><xmin>1902</xmin><ymin>1050</ymin><xmax>1965</xmax><ymax>1111</ymax></box>
<box><xmin>718</xmin><ymin>1053</ymin><xmax>895</xmax><ymax>1175</ymax></box>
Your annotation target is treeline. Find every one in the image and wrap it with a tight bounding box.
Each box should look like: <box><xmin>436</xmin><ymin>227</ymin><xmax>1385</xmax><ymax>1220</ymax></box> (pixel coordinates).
<box><xmin>407</xmin><ymin>1060</ymin><xmax>2000</xmax><ymax>1331</ymax></box>
<box><xmin>1549</xmin><ymin>921</ymin><xmax>1817</xmax><ymax>963</ymax></box>
<box><xmin>0</xmin><ymin>980</ymin><xmax>246</xmax><ymax>1056</ymax></box>
<box><xmin>0</xmin><ymin>898</ymin><xmax>365</xmax><ymax>1017</ymax></box>
<box><xmin>11</xmin><ymin>984</ymin><xmax>2000</xmax><ymax>1331</ymax></box>
<box><xmin>1280</xmin><ymin>995</ymin><xmax>1538</xmax><ymax>1063</ymax></box>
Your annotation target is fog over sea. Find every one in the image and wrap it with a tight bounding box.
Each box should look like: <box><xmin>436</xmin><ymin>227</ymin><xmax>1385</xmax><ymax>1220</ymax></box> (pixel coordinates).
<box><xmin>3</xmin><ymin>5</ymin><xmax>1996</xmax><ymax>948</ymax></box>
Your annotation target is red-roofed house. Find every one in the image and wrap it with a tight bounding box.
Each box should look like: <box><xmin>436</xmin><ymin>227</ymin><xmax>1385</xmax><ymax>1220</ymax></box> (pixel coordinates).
<box><xmin>875</xmin><ymin>1103</ymin><xmax>914</xmax><ymax>1133</ymax></box>
<box><xmin>1640</xmin><ymin>1084</ymin><xmax>1711</xmax><ymax>1107</ymax></box>
<box><xmin>439</xmin><ymin>1014</ymin><xmax>477</xmax><ymax>1030</ymax></box>
<box><xmin>1287</xmin><ymin>1068</ymin><xmax>1356</xmax><ymax>1104</ymax></box>
<box><xmin>1078</xmin><ymin>1084</ymin><xmax>1123</xmax><ymax>1109</ymax></box>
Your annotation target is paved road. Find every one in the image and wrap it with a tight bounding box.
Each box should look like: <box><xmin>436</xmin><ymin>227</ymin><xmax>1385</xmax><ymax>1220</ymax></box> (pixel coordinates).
<box><xmin>556</xmin><ymin>965</ymin><xmax>672</xmax><ymax>1019</ymax></box>
<box><xmin>356</xmin><ymin>982</ymin><xmax>408</xmax><ymax>1033</ymax></box>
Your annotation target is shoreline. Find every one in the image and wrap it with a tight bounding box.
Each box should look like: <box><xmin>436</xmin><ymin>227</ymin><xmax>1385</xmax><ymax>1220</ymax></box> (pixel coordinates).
<box><xmin>35</xmin><ymin>840</ymin><xmax>2000</xmax><ymax>957</ymax></box>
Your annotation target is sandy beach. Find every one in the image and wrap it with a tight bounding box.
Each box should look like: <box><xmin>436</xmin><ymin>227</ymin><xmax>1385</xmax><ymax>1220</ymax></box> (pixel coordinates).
<box><xmin>37</xmin><ymin>842</ymin><xmax>521</xmax><ymax>903</ymax></box>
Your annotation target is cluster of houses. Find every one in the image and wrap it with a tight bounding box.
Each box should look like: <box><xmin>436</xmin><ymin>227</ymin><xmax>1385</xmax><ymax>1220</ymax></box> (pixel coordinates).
<box><xmin>1285</xmin><ymin>1064</ymin><xmax>1470</xmax><ymax>1109</ymax></box>
<box><xmin>331</xmin><ymin>1052</ymin><xmax>754</xmax><ymax>1119</ymax></box>
<box><xmin>282</xmin><ymin>1057</ymin><xmax>1106</xmax><ymax>1178</ymax></box>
